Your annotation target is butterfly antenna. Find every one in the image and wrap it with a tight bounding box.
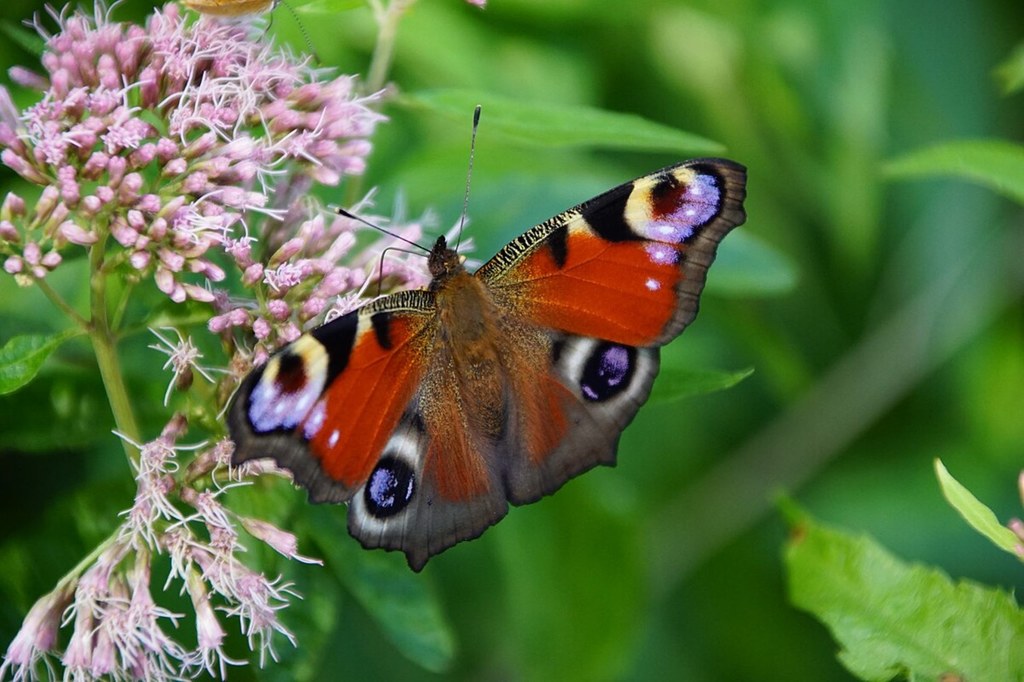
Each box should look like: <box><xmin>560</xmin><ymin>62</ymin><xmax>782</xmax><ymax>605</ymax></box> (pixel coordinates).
<box><xmin>335</xmin><ymin>207</ymin><xmax>432</xmax><ymax>255</ymax></box>
<box><xmin>455</xmin><ymin>105</ymin><xmax>482</xmax><ymax>253</ymax></box>
<box><xmin>278</xmin><ymin>0</ymin><xmax>322</xmax><ymax>65</ymax></box>
<box><xmin>372</xmin><ymin>245</ymin><xmax>426</xmax><ymax>296</ymax></box>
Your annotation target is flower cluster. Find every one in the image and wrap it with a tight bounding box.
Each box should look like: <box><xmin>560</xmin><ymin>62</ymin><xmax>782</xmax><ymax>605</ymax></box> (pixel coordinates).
<box><xmin>0</xmin><ymin>2</ymin><xmax>382</xmax><ymax>304</ymax></box>
<box><xmin>208</xmin><ymin>204</ymin><xmax>437</xmax><ymax>364</ymax></box>
<box><xmin>0</xmin><ymin>416</ymin><xmax>316</xmax><ymax>681</ymax></box>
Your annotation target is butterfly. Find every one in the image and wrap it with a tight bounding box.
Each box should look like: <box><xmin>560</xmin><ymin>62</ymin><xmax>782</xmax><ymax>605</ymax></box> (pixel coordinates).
<box><xmin>228</xmin><ymin>158</ymin><xmax>747</xmax><ymax>570</ymax></box>
<box><xmin>182</xmin><ymin>0</ymin><xmax>277</xmax><ymax>17</ymax></box>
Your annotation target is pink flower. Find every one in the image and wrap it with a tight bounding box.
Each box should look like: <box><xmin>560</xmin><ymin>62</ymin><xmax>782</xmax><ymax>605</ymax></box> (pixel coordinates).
<box><xmin>186</xmin><ymin>569</ymin><xmax>242</xmax><ymax>678</ymax></box>
<box><xmin>240</xmin><ymin>517</ymin><xmax>323</xmax><ymax>564</ymax></box>
<box><xmin>0</xmin><ymin>583</ymin><xmax>74</xmax><ymax>681</ymax></box>
<box><xmin>195</xmin><ymin>551</ymin><xmax>298</xmax><ymax>667</ymax></box>
<box><xmin>148</xmin><ymin>327</ymin><xmax>221</xmax><ymax>406</ymax></box>
<box><xmin>0</xmin><ymin>2</ymin><xmax>383</xmax><ymax>302</ymax></box>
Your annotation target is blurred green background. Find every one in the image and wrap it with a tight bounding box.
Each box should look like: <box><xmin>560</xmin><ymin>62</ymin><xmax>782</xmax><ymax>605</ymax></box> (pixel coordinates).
<box><xmin>1</xmin><ymin>0</ymin><xmax>1023</xmax><ymax>679</ymax></box>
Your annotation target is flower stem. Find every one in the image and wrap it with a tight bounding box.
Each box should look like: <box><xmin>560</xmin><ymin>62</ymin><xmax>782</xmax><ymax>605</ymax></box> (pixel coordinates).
<box><xmin>34</xmin><ymin>276</ymin><xmax>88</xmax><ymax>329</ymax></box>
<box><xmin>88</xmin><ymin>233</ymin><xmax>141</xmax><ymax>464</ymax></box>
<box><xmin>365</xmin><ymin>0</ymin><xmax>416</xmax><ymax>93</ymax></box>
<box><xmin>55</xmin><ymin>530</ymin><xmax>123</xmax><ymax>592</ymax></box>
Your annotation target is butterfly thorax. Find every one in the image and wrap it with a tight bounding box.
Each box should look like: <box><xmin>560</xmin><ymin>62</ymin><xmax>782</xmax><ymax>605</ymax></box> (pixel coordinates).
<box><xmin>427</xmin><ymin>240</ymin><xmax>507</xmax><ymax>441</ymax></box>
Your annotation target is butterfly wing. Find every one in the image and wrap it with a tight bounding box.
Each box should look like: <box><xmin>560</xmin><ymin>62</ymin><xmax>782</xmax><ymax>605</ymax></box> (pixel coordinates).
<box><xmin>344</xmin><ymin>379</ymin><xmax>510</xmax><ymax>571</ymax></box>
<box><xmin>478</xmin><ymin>159</ymin><xmax>747</xmax><ymax>502</ymax></box>
<box><xmin>229</xmin><ymin>291</ymin><xmax>438</xmax><ymax>503</ymax></box>
<box><xmin>230</xmin><ymin>288</ymin><xmax>511</xmax><ymax>570</ymax></box>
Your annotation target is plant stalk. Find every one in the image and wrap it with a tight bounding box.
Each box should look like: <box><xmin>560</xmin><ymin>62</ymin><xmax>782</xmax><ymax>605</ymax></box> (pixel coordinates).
<box><xmin>88</xmin><ymin>232</ymin><xmax>142</xmax><ymax>464</ymax></box>
<box><xmin>365</xmin><ymin>0</ymin><xmax>416</xmax><ymax>93</ymax></box>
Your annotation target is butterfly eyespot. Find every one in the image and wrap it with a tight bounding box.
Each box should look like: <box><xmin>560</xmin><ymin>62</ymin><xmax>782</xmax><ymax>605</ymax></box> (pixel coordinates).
<box><xmin>580</xmin><ymin>343</ymin><xmax>637</xmax><ymax>402</ymax></box>
<box><xmin>274</xmin><ymin>352</ymin><xmax>307</xmax><ymax>392</ymax></box>
<box><xmin>639</xmin><ymin>171</ymin><xmax>723</xmax><ymax>244</ymax></box>
<box><xmin>246</xmin><ymin>337</ymin><xmax>328</xmax><ymax>433</ymax></box>
<box><xmin>364</xmin><ymin>456</ymin><xmax>416</xmax><ymax>518</ymax></box>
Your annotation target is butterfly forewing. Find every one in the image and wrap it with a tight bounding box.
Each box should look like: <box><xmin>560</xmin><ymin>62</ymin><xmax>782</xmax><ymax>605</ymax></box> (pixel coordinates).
<box><xmin>229</xmin><ymin>292</ymin><xmax>436</xmax><ymax>503</ymax></box>
<box><xmin>228</xmin><ymin>158</ymin><xmax>747</xmax><ymax>570</ymax></box>
<box><xmin>479</xmin><ymin>159</ymin><xmax>746</xmax><ymax>346</ymax></box>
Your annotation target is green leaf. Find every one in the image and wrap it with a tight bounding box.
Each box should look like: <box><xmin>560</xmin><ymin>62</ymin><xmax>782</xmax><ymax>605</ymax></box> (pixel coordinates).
<box><xmin>304</xmin><ymin>507</ymin><xmax>456</xmax><ymax>673</ymax></box>
<box><xmin>0</xmin><ymin>21</ymin><xmax>45</xmax><ymax>57</ymax></box>
<box><xmin>934</xmin><ymin>459</ymin><xmax>1022</xmax><ymax>557</ymax></box>
<box><xmin>404</xmin><ymin>89</ymin><xmax>724</xmax><ymax>154</ymax></box>
<box><xmin>784</xmin><ymin>503</ymin><xmax>1024</xmax><ymax>681</ymax></box>
<box><xmin>494</xmin><ymin>477</ymin><xmax>645</xmax><ymax>681</ymax></box>
<box><xmin>995</xmin><ymin>40</ymin><xmax>1024</xmax><ymax>95</ymax></box>
<box><xmin>710</xmin><ymin>230</ymin><xmax>799</xmax><ymax>297</ymax></box>
<box><xmin>650</xmin><ymin>366</ymin><xmax>753</xmax><ymax>404</ymax></box>
<box><xmin>885</xmin><ymin>139</ymin><xmax>1024</xmax><ymax>205</ymax></box>
<box><xmin>0</xmin><ymin>370</ymin><xmax>111</xmax><ymax>451</ymax></box>
<box><xmin>0</xmin><ymin>330</ymin><xmax>80</xmax><ymax>395</ymax></box>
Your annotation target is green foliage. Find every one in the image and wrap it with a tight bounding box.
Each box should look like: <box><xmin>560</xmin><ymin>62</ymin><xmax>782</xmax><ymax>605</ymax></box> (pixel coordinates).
<box><xmin>784</xmin><ymin>502</ymin><xmax>1024</xmax><ymax>681</ymax></box>
<box><xmin>405</xmin><ymin>88</ymin><xmax>724</xmax><ymax>153</ymax></box>
<box><xmin>650</xmin><ymin>365</ymin><xmax>753</xmax><ymax>405</ymax></box>
<box><xmin>885</xmin><ymin>139</ymin><xmax>1024</xmax><ymax>204</ymax></box>
<box><xmin>0</xmin><ymin>20</ymin><xmax>43</xmax><ymax>57</ymax></box>
<box><xmin>492</xmin><ymin>479</ymin><xmax>646</xmax><ymax>681</ymax></box>
<box><xmin>262</xmin><ymin>566</ymin><xmax>343</xmax><ymax>682</ymax></box>
<box><xmin>935</xmin><ymin>459</ymin><xmax>1022</xmax><ymax>557</ymax></box>
<box><xmin>0</xmin><ymin>369</ymin><xmax>111</xmax><ymax>451</ymax></box>
<box><xmin>296</xmin><ymin>0</ymin><xmax>376</xmax><ymax>13</ymax></box>
<box><xmin>0</xmin><ymin>330</ymin><xmax>80</xmax><ymax>395</ymax></box>
<box><xmin>996</xmin><ymin>40</ymin><xmax>1024</xmax><ymax>95</ymax></box>
<box><xmin>706</xmin><ymin>230</ymin><xmax>798</xmax><ymax>297</ymax></box>
<box><xmin>304</xmin><ymin>506</ymin><xmax>457</xmax><ymax>674</ymax></box>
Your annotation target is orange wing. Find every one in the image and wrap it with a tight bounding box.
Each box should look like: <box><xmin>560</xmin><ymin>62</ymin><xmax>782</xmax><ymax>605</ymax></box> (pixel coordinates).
<box><xmin>477</xmin><ymin>160</ymin><xmax>747</xmax><ymax>504</ymax></box>
<box><xmin>229</xmin><ymin>286</ymin><xmax>510</xmax><ymax>571</ymax></box>
<box><xmin>229</xmin><ymin>291</ymin><xmax>436</xmax><ymax>503</ymax></box>
<box><xmin>479</xmin><ymin>159</ymin><xmax>747</xmax><ymax>347</ymax></box>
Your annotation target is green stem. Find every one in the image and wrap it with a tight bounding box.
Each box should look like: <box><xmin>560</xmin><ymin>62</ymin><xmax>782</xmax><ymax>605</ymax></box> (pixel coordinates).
<box><xmin>365</xmin><ymin>0</ymin><xmax>417</xmax><ymax>93</ymax></box>
<box><xmin>88</xmin><ymin>232</ymin><xmax>142</xmax><ymax>464</ymax></box>
<box><xmin>34</xmin><ymin>276</ymin><xmax>88</xmax><ymax>329</ymax></box>
<box><xmin>55</xmin><ymin>530</ymin><xmax>124</xmax><ymax>592</ymax></box>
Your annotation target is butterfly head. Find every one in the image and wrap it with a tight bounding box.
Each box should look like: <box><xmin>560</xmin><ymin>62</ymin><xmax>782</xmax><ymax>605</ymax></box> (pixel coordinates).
<box><xmin>427</xmin><ymin>235</ymin><xmax>466</xmax><ymax>289</ymax></box>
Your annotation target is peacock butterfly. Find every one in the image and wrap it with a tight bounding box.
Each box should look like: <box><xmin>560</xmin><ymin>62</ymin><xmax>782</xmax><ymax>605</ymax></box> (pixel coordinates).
<box><xmin>229</xmin><ymin>158</ymin><xmax>747</xmax><ymax>570</ymax></box>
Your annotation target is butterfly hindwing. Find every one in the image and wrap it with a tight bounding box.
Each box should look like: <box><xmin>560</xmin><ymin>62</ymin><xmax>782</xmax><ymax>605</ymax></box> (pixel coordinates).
<box><xmin>501</xmin><ymin>333</ymin><xmax>661</xmax><ymax>504</ymax></box>
<box><xmin>346</xmin><ymin>401</ymin><xmax>509</xmax><ymax>571</ymax></box>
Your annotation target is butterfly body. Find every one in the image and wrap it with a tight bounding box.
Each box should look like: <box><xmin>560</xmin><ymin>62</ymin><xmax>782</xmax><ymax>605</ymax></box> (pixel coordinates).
<box><xmin>230</xmin><ymin>159</ymin><xmax>747</xmax><ymax>570</ymax></box>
